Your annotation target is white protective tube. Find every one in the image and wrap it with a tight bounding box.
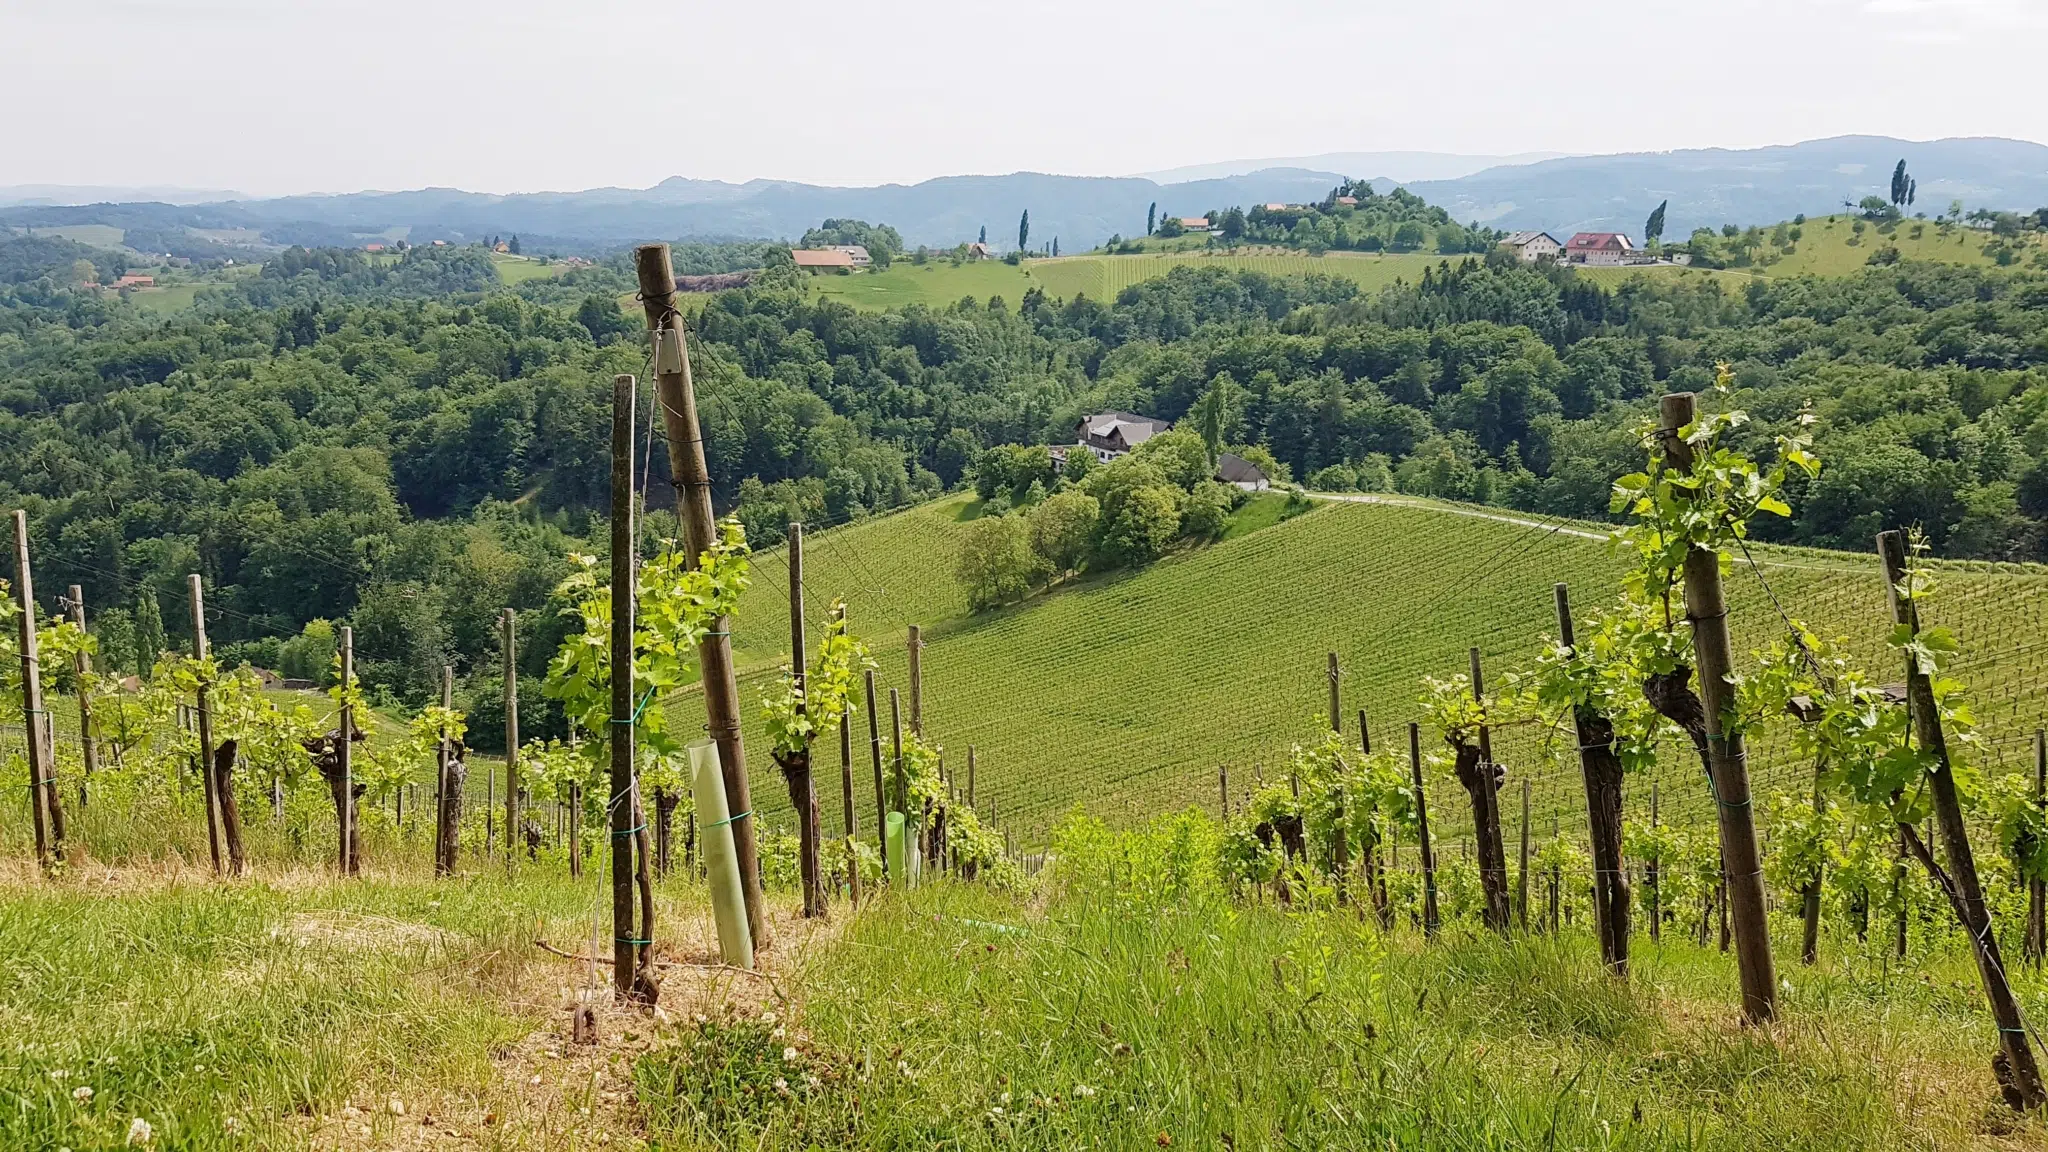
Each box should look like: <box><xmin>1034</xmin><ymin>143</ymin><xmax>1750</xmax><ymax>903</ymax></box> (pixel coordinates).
<box><xmin>689</xmin><ymin>739</ymin><xmax>755</xmax><ymax>969</ymax></box>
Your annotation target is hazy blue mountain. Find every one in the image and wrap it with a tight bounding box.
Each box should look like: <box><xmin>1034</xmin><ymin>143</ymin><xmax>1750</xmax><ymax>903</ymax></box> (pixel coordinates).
<box><xmin>1137</xmin><ymin>151</ymin><xmax>1567</xmax><ymax>185</ymax></box>
<box><xmin>5</xmin><ymin>136</ymin><xmax>2042</xmax><ymax>258</ymax></box>
<box><xmin>1407</xmin><ymin>135</ymin><xmax>2048</xmax><ymax>238</ymax></box>
<box><xmin>0</xmin><ymin>184</ymin><xmax>250</xmax><ymax>207</ymax></box>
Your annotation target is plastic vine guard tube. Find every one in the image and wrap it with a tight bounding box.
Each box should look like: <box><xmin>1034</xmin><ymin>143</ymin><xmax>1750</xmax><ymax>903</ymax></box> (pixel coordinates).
<box><xmin>886</xmin><ymin>811</ymin><xmax>908</xmax><ymax>889</ymax></box>
<box><xmin>689</xmin><ymin>739</ymin><xmax>755</xmax><ymax>969</ymax></box>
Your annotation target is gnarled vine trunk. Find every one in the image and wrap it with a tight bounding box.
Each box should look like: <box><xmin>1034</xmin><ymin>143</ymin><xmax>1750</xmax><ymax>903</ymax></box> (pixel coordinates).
<box><xmin>306</xmin><ymin>723</ymin><xmax>367</xmax><ymax>874</ymax></box>
<box><xmin>1573</xmin><ymin>708</ymin><xmax>1631</xmax><ymax>973</ymax></box>
<box><xmin>213</xmin><ymin>739</ymin><xmax>246</xmax><ymax>876</ymax></box>
<box><xmin>774</xmin><ymin>748</ymin><xmax>827</xmax><ymax>919</ymax></box>
<box><xmin>1449</xmin><ymin>739</ymin><xmax>1511</xmax><ymax>933</ymax></box>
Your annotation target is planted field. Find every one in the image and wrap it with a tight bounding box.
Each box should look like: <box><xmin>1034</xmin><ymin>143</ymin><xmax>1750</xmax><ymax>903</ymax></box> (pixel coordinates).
<box><xmin>676</xmin><ymin>492</ymin><xmax>2048</xmax><ymax>850</ymax></box>
<box><xmin>489</xmin><ymin>252</ymin><xmax>566</xmax><ymax>285</ymax></box>
<box><xmin>807</xmin><ymin>251</ymin><xmax>1445</xmax><ymax>311</ymax></box>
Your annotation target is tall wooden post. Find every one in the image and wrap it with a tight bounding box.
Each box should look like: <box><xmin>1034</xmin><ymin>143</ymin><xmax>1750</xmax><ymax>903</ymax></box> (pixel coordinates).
<box><xmin>503</xmin><ymin>609</ymin><xmax>519</xmax><ymax>870</ymax></box>
<box><xmin>66</xmin><ymin>585</ymin><xmax>97</xmax><ymax>809</ymax></box>
<box><xmin>436</xmin><ymin>664</ymin><xmax>456</xmax><ymax>876</ymax></box>
<box><xmin>1517</xmin><ymin>778</ymin><xmax>1531</xmax><ymax>931</ymax></box>
<box><xmin>1326</xmin><ymin>651</ymin><xmax>1341</xmax><ymax>732</ymax></box>
<box><xmin>842</xmin><ymin>680</ymin><xmax>859</xmax><ymax>906</ymax></box>
<box><xmin>636</xmin><ymin>244</ymin><xmax>765</xmax><ymax>950</ymax></box>
<box><xmin>339</xmin><ymin>626</ymin><xmax>356</xmax><ymax>875</ymax></box>
<box><xmin>610</xmin><ymin>372</ymin><xmax>643</xmax><ymax>998</ymax></box>
<box><xmin>1880</xmin><ymin>530</ymin><xmax>2042</xmax><ymax>1106</ymax></box>
<box><xmin>13</xmin><ymin>512</ymin><xmax>61</xmax><ymax>868</ymax></box>
<box><xmin>190</xmin><ymin>573</ymin><xmax>222</xmax><ymax>874</ymax></box>
<box><xmin>890</xmin><ymin>688</ymin><xmax>906</xmax><ymax>816</ymax></box>
<box><xmin>2028</xmin><ymin>730</ymin><xmax>2046</xmax><ymax>965</ymax></box>
<box><xmin>865</xmin><ymin>670</ymin><xmax>886</xmax><ymax>879</ymax></box>
<box><xmin>1219</xmin><ymin>764</ymin><xmax>1229</xmax><ymax>819</ymax></box>
<box><xmin>1557</xmin><ymin>583</ymin><xmax>1628</xmax><ymax>973</ymax></box>
<box><xmin>907</xmin><ymin>625</ymin><xmax>924</xmax><ymax>736</ymax></box>
<box><xmin>1801</xmin><ymin>753</ymin><xmax>1826</xmax><ymax>966</ymax></box>
<box><xmin>1409</xmin><ymin>721</ymin><xmax>1439</xmax><ymax>938</ymax></box>
<box><xmin>1648</xmin><ymin>783</ymin><xmax>1661</xmax><ymax>944</ymax></box>
<box><xmin>1661</xmin><ymin>392</ymin><xmax>1776</xmax><ymax>1023</ymax></box>
<box><xmin>786</xmin><ymin>522</ymin><xmax>825</xmax><ymax>918</ymax></box>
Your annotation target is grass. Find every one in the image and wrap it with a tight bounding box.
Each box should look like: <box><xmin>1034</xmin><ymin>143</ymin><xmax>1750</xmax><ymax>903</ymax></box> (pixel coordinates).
<box><xmin>805</xmin><ymin>251</ymin><xmax>1449</xmax><ymax>311</ymax></box>
<box><xmin>489</xmin><ymin>252</ymin><xmax>566</xmax><ymax>286</ymax></box>
<box><xmin>26</xmin><ymin>224</ymin><xmax>127</xmax><ymax>248</ymax></box>
<box><xmin>669</xmin><ymin>491</ymin><xmax>2048</xmax><ymax>848</ymax></box>
<box><xmin>126</xmin><ymin>284</ymin><xmax>202</xmax><ymax>314</ymax></box>
<box><xmin>633</xmin><ymin>836</ymin><xmax>2048</xmax><ymax>1151</ymax></box>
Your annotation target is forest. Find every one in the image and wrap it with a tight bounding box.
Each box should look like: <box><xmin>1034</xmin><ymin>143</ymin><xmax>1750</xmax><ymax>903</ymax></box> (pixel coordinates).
<box><xmin>6</xmin><ymin>222</ymin><xmax>2048</xmax><ymax>713</ymax></box>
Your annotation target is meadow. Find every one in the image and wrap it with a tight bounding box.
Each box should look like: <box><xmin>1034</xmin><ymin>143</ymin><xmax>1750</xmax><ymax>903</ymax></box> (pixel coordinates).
<box><xmin>673</xmin><ymin>491</ymin><xmax>2048</xmax><ymax>850</ymax></box>
<box><xmin>805</xmin><ymin>250</ymin><xmax>1445</xmax><ymax>311</ymax></box>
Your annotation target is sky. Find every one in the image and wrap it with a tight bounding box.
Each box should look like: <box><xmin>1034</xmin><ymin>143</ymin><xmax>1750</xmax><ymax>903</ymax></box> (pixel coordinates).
<box><xmin>4</xmin><ymin>0</ymin><xmax>2045</xmax><ymax>196</ymax></box>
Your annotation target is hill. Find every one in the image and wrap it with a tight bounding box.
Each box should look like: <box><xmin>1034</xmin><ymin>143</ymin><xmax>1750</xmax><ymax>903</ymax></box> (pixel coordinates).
<box><xmin>10</xmin><ymin>136</ymin><xmax>2047</xmax><ymax>256</ymax></box>
<box><xmin>675</xmin><ymin>492</ymin><xmax>2048</xmax><ymax>849</ymax></box>
<box><xmin>1409</xmin><ymin>135</ymin><xmax>2048</xmax><ymax>240</ymax></box>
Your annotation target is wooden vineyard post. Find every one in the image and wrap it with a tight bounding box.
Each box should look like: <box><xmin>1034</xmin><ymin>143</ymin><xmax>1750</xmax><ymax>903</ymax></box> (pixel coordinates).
<box><xmin>890</xmin><ymin>688</ymin><xmax>906</xmax><ymax>826</ymax></box>
<box><xmin>1879</xmin><ymin>530</ymin><xmax>2044</xmax><ymax>1108</ymax></box>
<box><xmin>66</xmin><ymin>585</ymin><xmax>98</xmax><ymax>810</ymax></box>
<box><xmin>1466</xmin><ymin>648</ymin><xmax>1511</xmax><ymax>934</ymax></box>
<box><xmin>1648</xmin><ymin>783</ymin><xmax>1661</xmax><ymax>944</ymax></box>
<box><xmin>610</xmin><ymin>372</ymin><xmax>650</xmax><ymax>1000</ymax></box>
<box><xmin>436</xmin><ymin>664</ymin><xmax>457</xmax><ymax>876</ymax></box>
<box><xmin>1802</xmin><ymin>750</ymin><xmax>1826</xmax><ymax>966</ymax></box>
<box><xmin>865</xmin><ymin>670</ymin><xmax>887</xmax><ymax>881</ymax></box>
<box><xmin>1409</xmin><ymin>722</ymin><xmax>1439</xmax><ymax>938</ymax></box>
<box><xmin>2028</xmin><ymin>729</ymin><xmax>2046</xmax><ymax>966</ymax></box>
<box><xmin>2031</xmin><ymin>729</ymin><xmax>2048</xmax><ymax>963</ymax></box>
<box><xmin>189</xmin><ymin>573</ymin><xmax>223</xmax><ymax>875</ymax></box>
<box><xmin>339</xmin><ymin>626</ymin><xmax>357</xmax><ymax>875</ymax></box>
<box><xmin>1219</xmin><ymin>765</ymin><xmax>1229</xmax><ymax>819</ymax></box>
<box><xmin>503</xmin><ymin>609</ymin><xmax>519</xmax><ymax>871</ymax></box>
<box><xmin>842</xmin><ymin>687</ymin><xmax>859</xmax><ymax>906</ymax></box>
<box><xmin>1326</xmin><ymin>652</ymin><xmax>1348</xmax><ymax>904</ymax></box>
<box><xmin>967</xmin><ymin>746</ymin><xmax>976</xmax><ymax>807</ymax></box>
<box><xmin>12</xmin><ymin>512</ymin><xmax>62</xmax><ymax>869</ymax></box>
<box><xmin>785</xmin><ymin>521</ymin><xmax>826</xmax><ymax>919</ymax></box>
<box><xmin>637</xmin><ymin>243</ymin><xmax>765</xmax><ymax>951</ymax></box>
<box><xmin>1359</xmin><ymin>709</ymin><xmax>1391</xmax><ymax>927</ymax></box>
<box><xmin>1517</xmin><ymin>778</ymin><xmax>1531</xmax><ymax>932</ymax></box>
<box><xmin>907</xmin><ymin>625</ymin><xmax>923</xmax><ymax>736</ymax></box>
<box><xmin>1548</xmin><ymin>817</ymin><xmax>1562</xmax><ymax>932</ymax></box>
<box><xmin>1659</xmin><ymin>391</ymin><xmax>1776</xmax><ymax>1023</ymax></box>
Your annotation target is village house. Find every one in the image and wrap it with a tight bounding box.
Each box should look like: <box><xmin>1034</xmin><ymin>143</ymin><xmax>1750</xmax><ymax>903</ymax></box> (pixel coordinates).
<box><xmin>966</xmin><ymin>241</ymin><xmax>997</xmax><ymax>260</ymax></box>
<box><xmin>113</xmin><ymin>273</ymin><xmax>155</xmax><ymax>289</ymax></box>
<box><xmin>1500</xmin><ymin>230</ymin><xmax>1563</xmax><ymax>263</ymax></box>
<box><xmin>1216</xmin><ymin>453</ymin><xmax>1271</xmax><ymax>491</ymax></box>
<box><xmin>1051</xmin><ymin>411</ymin><xmax>1173</xmax><ymax>465</ymax></box>
<box><xmin>826</xmin><ymin>244</ymin><xmax>872</xmax><ymax>267</ymax></box>
<box><xmin>1177</xmin><ymin>216</ymin><xmax>1213</xmax><ymax>232</ymax></box>
<box><xmin>1563</xmin><ymin>232</ymin><xmax>1639</xmax><ymax>265</ymax></box>
<box><xmin>791</xmin><ymin>248</ymin><xmax>857</xmax><ymax>271</ymax></box>
<box><xmin>1334</xmin><ymin>195</ymin><xmax>1359</xmax><ymax>206</ymax></box>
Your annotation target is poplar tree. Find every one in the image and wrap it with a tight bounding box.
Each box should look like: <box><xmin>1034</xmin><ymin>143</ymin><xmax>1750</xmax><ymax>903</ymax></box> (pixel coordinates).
<box><xmin>1018</xmin><ymin>210</ymin><xmax>1030</xmax><ymax>253</ymax></box>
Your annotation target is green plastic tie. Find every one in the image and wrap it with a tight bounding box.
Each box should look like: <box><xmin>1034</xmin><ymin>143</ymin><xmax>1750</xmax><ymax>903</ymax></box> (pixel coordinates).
<box><xmin>709</xmin><ymin>809</ymin><xmax>750</xmax><ymax>829</ymax></box>
<box><xmin>608</xmin><ymin>688</ymin><xmax>658</xmax><ymax>726</ymax></box>
<box><xmin>612</xmin><ymin>823</ymin><xmax>647</xmax><ymax>839</ymax></box>
<box><xmin>615</xmin><ymin>936</ymin><xmax>654</xmax><ymax>945</ymax></box>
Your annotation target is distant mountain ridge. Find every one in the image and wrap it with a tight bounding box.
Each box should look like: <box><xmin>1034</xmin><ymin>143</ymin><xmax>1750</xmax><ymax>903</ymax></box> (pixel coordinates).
<box><xmin>1135</xmin><ymin>150</ymin><xmax>1569</xmax><ymax>184</ymax></box>
<box><xmin>5</xmin><ymin>136</ymin><xmax>2043</xmax><ymax>258</ymax></box>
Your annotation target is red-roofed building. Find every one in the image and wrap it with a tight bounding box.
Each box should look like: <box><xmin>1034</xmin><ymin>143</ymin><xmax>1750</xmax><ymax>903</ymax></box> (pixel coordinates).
<box><xmin>1564</xmin><ymin>232</ymin><xmax>1637</xmax><ymax>265</ymax></box>
<box><xmin>113</xmin><ymin>274</ymin><xmax>155</xmax><ymax>289</ymax></box>
<box><xmin>791</xmin><ymin>248</ymin><xmax>857</xmax><ymax>271</ymax></box>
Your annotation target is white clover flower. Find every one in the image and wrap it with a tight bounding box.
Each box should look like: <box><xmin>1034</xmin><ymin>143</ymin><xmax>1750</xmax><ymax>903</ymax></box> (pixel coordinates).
<box><xmin>1074</xmin><ymin>1084</ymin><xmax>1096</xmax><ymax>1098</ymax></box>
<box><xmin>387</xmin><ymin>1098</ymin><xmax>406</xmax><ymax>1116</ymax></box>
<box><xmin>759</xmin><ymin>1010</ymin><xmax>777</xmax><ymax>1025</ymax></box>
<box><xmin>126</xmin><ymin>1117</ymin><xmax>153</xmax><ymax>1146</ymax></box>
<box><xmin>222</xmin><ymin>1117</ymin><xmax>243</xmax><ymax>1135</ymax></box>
<box><xmin>772</xmin><ymin>1078</ymin><xmax>790</xmax><ymax>1096</ymax></box>
<box><xmin>72</xmin><ymin>1086</ymin><xmax>93</xmax><ymax>1102</ymax></box>
<box><xmin>47</xmin><ymin>1069</ymin><xmax>69</xmax><ymax>1081</ymax></box>
<box><xmin>897</xmin><ymin>1060</ymin><xmax>912</xmax><ymax>1078</ymax></box>
<box><xmin>782</xmin><ymin>1047</ymin><xmax>800</xmax><ymax>1063</ymax></box>
<box><xmin>771</xmin><ymin>1026</ymin><xmax>787</xmax><ymax>1040</ymax></box>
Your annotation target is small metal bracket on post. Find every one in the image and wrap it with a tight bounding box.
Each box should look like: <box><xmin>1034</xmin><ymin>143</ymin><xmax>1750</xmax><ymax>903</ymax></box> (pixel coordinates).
<box><xmin>653</xmin><ymin>326</ymin><xmax>685</xmax><ymax>375</ymax></box>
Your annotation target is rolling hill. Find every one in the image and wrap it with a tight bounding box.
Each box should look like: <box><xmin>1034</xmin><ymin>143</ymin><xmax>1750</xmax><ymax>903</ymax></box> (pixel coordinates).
<box><xmin>671</xmin><ymin>492</ymin><xmax>2048</xmax><ymax>852</ymax></box>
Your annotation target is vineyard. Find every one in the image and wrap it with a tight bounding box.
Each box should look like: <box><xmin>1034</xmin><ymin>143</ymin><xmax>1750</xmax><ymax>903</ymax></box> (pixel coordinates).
<box><xmin>677</xmin><ymin>490</ymin><xmax>2048</xmax><ymax>852</ymax></box>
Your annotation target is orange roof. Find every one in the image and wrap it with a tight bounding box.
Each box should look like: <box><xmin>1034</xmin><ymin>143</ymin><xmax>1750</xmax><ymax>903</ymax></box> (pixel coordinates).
<box><xmin>1178</xmin><ymin>217</ymin><xmax>1210</xmax><ymax>228</ymax></box>
<box><xmin>791</xmin><ymin>248</ymin><xmax>855</xmax><ymax>268</ymax></box>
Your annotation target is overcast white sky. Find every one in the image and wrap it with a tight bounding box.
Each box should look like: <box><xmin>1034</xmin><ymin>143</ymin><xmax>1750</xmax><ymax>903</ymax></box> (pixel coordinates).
<box><xmin>3</xmin><ymin>0</ymin><xmax>2043</xmax><ymax>195</ymax></box>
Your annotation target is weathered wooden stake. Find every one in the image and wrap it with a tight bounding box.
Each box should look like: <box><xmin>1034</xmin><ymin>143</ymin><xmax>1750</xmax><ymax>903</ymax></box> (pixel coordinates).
<box><xmin>1880</xmin><ymin>529</ymin><xmax>2043</xmax><ymax>1108</ymax></box>
<box><xmin>66</xmin><ymin>585</ymin><xmax>97</xmax><ymax>810</ymax></box>
<box><xmin>866</xmin><ymin>670</ymin><xmax>886</xmax><ymax>880</ymax></box>
<box><xmin>12</xmin><ymin>512</ymin><xmax>61</xmax><ymax>869</ymax></box>
<box><xmin>436</xmin><ymin>664</ymin><xmax>457</xmax><ymax>876</ymax></box>
<box><xmin>1648</xmin><ymin>782</ymin><xmax>1661</xmax><ymax>944</ymax></box>
<box><xmin>1517</xmin><ymin>778</ymin><xmax>1530</xmax><ymax>931</ymax></box>
<box><xmin>189</xmin><ymin>573</ymin><xmax>224</xmax><ymax>874</ymax></box>
<box><xmin>2027</xmin><ymin>729</ymin><xmax>2046</xmax><ymax>966</ymax></box>
<box><xmin>890</xmin><ymin>688</ymin><xmax>906</xmax><ymax>817</ymax></box>
<box><xmin>1326</xmin><ymin>651</ymin><xmax>1341</xmax><ymax>732</ymax></box>
<box><xmin>1660</xmin><ymin>391</ymin><xmax>1776</xmax><ymax>1023</ymax></box>
<box><xmin>637</xmin><ymin>243</ymin><xmax>765</xmax><ymax>951</ymax></box>
<box><xmin>610</xmin><ymin>372</ymin><xmax>643</xmax><ymax>999</ymax></box>
<box><xmin>1410</xmin><ymin>721</ymin><xmax>1439</xmax><ymax>938</ymax></box>
<box><xmin>1466</xmin><ymin>647</ymin><xmax>1511</xmax><ymax>933</ymax></box>
<box><xmin>785</xmin><ymin>521</ymin><xmax>826</xmax><ymax>919</ymax></box>
<box><xmin>1219</xmin><ymin>764</ymin><xmax>1229</xmax><ymax>819</ymax></box>
<box><xmin>1801</xmin><ymin>752</ymin><xmax>1826</xmax><ymax>966</ymax></box>
<box><xmin>907</xmin><ymin>625</ymin><xmax>924</xmax><ymax>736</ymax></box>
<box><xmin>967</xmin><ymin>745</ymin><xmax>976</xmax><ymax>807</ymax></box>
<box><xmin>503</xmin><ymin>608</ymin><xmax>519</xmax><ymax>871</ymax></box>
<box><xmin>842</xmin><ymin>681</ymin><xmax>859</xmax><ymax>906</ymax></box>
<box><xmin>339</xmin><ymin>626</ymin><xmax>357</xmax><ymax>874</ymax></box>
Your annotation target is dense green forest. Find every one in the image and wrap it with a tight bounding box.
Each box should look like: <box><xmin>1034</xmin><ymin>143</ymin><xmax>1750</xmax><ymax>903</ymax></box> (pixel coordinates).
<box><xmin>1143</xmin><ymin>181</ymin><xmax>1499</xmax><ymax>254</ymax></box>
<box><xmin>6</xmin><ymin>221</ymin><xmax>2048</xmax><ymax>720</ymax></box>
